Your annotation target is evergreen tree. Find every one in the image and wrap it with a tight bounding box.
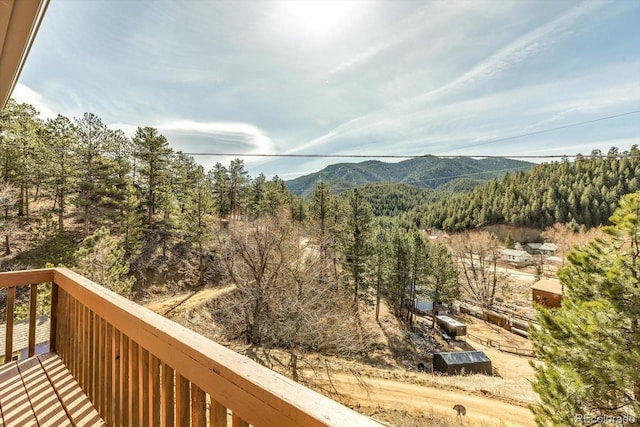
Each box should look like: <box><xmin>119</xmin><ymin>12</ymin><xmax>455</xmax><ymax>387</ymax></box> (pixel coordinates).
<box><xmin>530</xmin><ymin>193</ymin><xmax>640</xmax><ymax>425</ymax></box>
<box><xmin>43</xmin><ymin>115</ymin><xmax>77</xmax><ymax>233</ymax></box>
<box><xmin>3</xmin><ymin>101</ymin><xmax>42</xmax><ymax>220</ymax></box>
<box><xmin>311</xmin><ymin>182</ymin><xmax>332</xmax><ymax>285</ymax></box>
<box><xmin>107</xmin><ymin>129</ymin><xmax>134</xmax><ymax>216</ymax></box>
<box><xmin>345</xmin><ymin>188</ymin><xmax>373</xmax><ymax>306</ymax></box>
<box><xmin>504</xmin><ymin>231</ymin><xmax>515</xmax><ymax>249</ymax></box>
<box><xmin>209</xmin><ymin>162</ymin><xmax>231</xmax><ymax>220</ymax></box>
<box><xmin>120</xmin><ymin>182</ymin><xmax>144</xmax><ymax>256</ymax></box>
<box><xmin>183</xmin><ymin>165</ymin><xmax>214</xmax><ymax>285</ymax></box>
<box><xmin>133</xmin><ymin>126</ymin><xmax>172</xmax><ymax>229</ymax></box>
<box><xmin>387</xmin><ymin>227</ymin><xmax>412</xmax><ymax>318</ymax></box>
<box><xmin>249</xmin><ymin>173</ymin><xmax>267</xmax><ymax>219</ymax></box>
<box><xmin>228</xmin><ymin>158</ymin><xmax>249</xmax><ymax>220</ymax></box>
<box><xmin>371</xmin><ymin>229</ymin><xmax>389</xmax><ymax>321</ymax></box>
<box><xmin>426</xmin><ymin>242</ymin><xmax>459</xmax><ymax>328</ymax></box>
<box><xmin>73</xmin><ymin>226</ymin><xmax>135</xmax><ymax>295</ymax></box>
<box><xmin>73</xmin><ymin>113</ymin><xmax>117</xmax><ymax>236</ymax></box>
<box><xmin>171</xmin><ymin>152</ymin><xmax>198</xmax><ymax>215</ymax></box>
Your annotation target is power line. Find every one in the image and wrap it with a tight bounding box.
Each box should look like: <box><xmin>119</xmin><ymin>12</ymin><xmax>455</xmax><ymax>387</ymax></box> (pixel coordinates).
<box><xmin>435</xmin><ymin>109</ymin><xmax>640</xmax><ymax>154</ymax></box>
<box><xmin>3</xmin><ymin>141</ymin><xmax>639</xmax><ymax>160</ymax></box>
<box><xmin>182</xmin><ymin>153</ymin><xmax>639</xmax><ymax>159</ymax></box>
<box><xmin>164</xmin><ymin>108</ymin><xmax>640</xmax><ymax>157</ymax></box>
<box><xmin>2</xmin><ymin>109</ymin><xmax>638</xmax><ymax>159</ymax></box>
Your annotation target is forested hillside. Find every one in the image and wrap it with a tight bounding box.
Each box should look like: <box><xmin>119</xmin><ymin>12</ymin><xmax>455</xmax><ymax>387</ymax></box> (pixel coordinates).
<box><xmin>351</xmin><ymin>182</ymin><xmax>442</xmax><ymax>217</ymax></box>
<box><xmin>286</xmin><ymin>156</ymin><xmax>533</xmax><ymax>195</ymax></box>
<box><xmin>409</xmin><ymin>148</ymin><xmax>640</xmax><ymax>231</ymax></box>
<box><xmin>0</xmin><ymin>100</ymin><xmax>294</xmax><ymax>286</ymax></box>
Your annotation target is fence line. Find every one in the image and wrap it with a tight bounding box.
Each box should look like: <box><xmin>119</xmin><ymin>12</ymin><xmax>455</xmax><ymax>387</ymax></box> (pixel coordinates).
<box><xmin>467</xmin><ymin>333</ymin><xmax>536</xmax><ymax>358</ymax></box>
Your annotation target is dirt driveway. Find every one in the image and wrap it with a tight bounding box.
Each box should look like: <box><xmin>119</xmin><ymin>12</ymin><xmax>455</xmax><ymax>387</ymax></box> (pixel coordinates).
<box><xmin>144</xmin><ymin>285</ymin><xmax>235</xmax><ymax>316</ymax></box>
<box><xmin>320</xmin><ymin>372</ymin><xmax>536</xmax><ymax>426</ymax></box>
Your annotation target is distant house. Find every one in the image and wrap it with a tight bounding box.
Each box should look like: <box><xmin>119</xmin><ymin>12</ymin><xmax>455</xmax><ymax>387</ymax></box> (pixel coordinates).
<box><xmin>502</xmin><ymin>249</ymin><xmax>531</xmax><ymax>264</ymax></box>
<box><xmin>531</xmin><ymin>278</ymin><xmax>563</xmax><ymax>308</ymax></box>
<box><xmin>0</xmin><ymin>316</ymin><xmax>50</xmax><ymax>363</ymax></box>
<box><xmin>539</xmin><ymin>243</ymin><xmax>558</xmax><ymax>255</ymax></box>
<box><xmin>524</xmin><ymin>243</ymin><xmax>542</xmax><ymax>254</ymax></box>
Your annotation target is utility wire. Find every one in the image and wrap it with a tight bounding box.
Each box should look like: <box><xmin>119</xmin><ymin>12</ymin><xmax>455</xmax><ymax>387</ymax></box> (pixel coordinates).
<box><xmin>4</xmin><ymin>141</ymin><xmax>639</xmax><ymax>160</ymax></box>
<box><xmin>180</xmin><ymin>153</ymin><xmax>640</xmax><ymax>159</ymax></box>
<box><xmin>434</xmin><ymin>109</ymin><xmax>640</xmax><ymax>154</ymax></box>
<box><xmin>2</xmin><ymin>109</ymin><xmax>638</xmax><ymax>158</ymax></box>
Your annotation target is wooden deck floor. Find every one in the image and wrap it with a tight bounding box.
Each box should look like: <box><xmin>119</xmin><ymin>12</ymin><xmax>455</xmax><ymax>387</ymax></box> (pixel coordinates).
<box><xmin>0</xmin><ymin>353</ymin><xmax>105</xmax><ymax>427</ymax></box>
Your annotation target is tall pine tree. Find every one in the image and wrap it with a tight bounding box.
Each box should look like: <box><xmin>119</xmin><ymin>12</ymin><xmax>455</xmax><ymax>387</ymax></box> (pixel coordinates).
<box><xmin>133</xmin><ymin>126</ymin><xmax>172</xmax><ymax>229</ymax></box>
<box><xmin>531</xmin><ymin>193</ymin><xmax>640</xmax><ymax>425</ymax></box>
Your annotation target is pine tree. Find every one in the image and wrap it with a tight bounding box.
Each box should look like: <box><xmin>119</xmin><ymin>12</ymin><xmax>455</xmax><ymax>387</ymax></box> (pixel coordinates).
<box><xmin>249</xmin><ymin>173</ymin><xmax>267</xmax><ymax>219</ymax></box>
<box><xmin>388</xmin><ymin>227</ymin><xmax>412</xmax><ymax>318</ymax></box>
<box><xmin>530</xmin><ymin>193</ymin><xmax>640</xmax><ymax>425</ymax></box>
<box><xmin>426</xmin><ymin>242</ymin><xmax>459</xmax><ymax>328</ymax></box>
<box><xmin>504</xmin><ymin>231</ymin><xmax>515</xmax><ymax>249</ymax></box>
<box><xmin>209</xmin><ymin>162</ymin><xmax>231</xmax><ymax>220</ymax></box>
<box><xmin>183</xmin><ymin>165</ymin><xmax>214</xmax><ymax>285</ymax></box>
<box><xmin>73</xmin><ymin>113</ymin><xmax>117</xmax><ymax>237</ymax></box>
<box><xmin>73</xmin><ymin>226</ymin><xmax>135</xmax><ymax>295</ymax></box>
<box><xmin>43</xmin><ymin>115</ymin><xmax>77</xmax><ymax>233</ymax></box>
<box><xmin>371</xmin><ymin>229</ymin><xmax>389</xmax><ymax>321</ymax></box>
<box><xmin>345</xmin><ymin>188</ymin><xmax>373</xmax><ymax>306</ymax></box>
<box><xmin>133</xmin><ymin>126</ymin><xmax>172</xmax><ymax>229</ymax></box>
<box><xmin>311</xmin><ymin>182</ymin><xmax>332</xmax><ymax>285</ymax></box>
<box><xmin>228</xmin><ymin>158</ymin><xmax>249</xmax><ymax>220</ymax></box>
<box><xmin>120</xmin><ymin>182</ymin><xmax>144</xmax><ymax>256</ymax></box>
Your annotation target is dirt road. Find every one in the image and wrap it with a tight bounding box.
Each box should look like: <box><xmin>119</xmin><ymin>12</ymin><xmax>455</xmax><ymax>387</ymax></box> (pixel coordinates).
<box><xmin>144</xmin><ymin>285</ymin><xmax>235</xmax><ymax>316</ymax></box>
<box><xmin>321</xmin><ymin>372</ymin><xmax>535</xmax><ymax>426</ymax></box>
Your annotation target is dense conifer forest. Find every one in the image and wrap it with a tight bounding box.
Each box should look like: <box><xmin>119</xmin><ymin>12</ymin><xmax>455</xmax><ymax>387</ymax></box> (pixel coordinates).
<box><xmin>406</xmin><ymin>148</ymin><xmax>640</xmax><ymax>231</ymax></box>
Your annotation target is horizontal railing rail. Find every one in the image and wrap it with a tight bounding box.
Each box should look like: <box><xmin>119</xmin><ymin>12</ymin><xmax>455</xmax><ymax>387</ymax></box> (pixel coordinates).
<box><xmin>0</xmin><ymin>268</ymin><xmax>380</xmax><ymax>426</ymax></box>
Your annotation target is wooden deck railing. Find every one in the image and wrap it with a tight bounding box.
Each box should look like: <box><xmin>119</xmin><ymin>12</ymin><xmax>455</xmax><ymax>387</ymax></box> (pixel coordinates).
<box><xmin>1</xmin><ymin>268</ymin><xmax>380</xmax><ymax>426</ymax></box>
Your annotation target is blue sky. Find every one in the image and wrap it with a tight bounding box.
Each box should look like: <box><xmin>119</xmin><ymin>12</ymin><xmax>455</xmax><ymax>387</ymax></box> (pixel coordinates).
<box><xmin>14</xmin><ymin>0</ymin><xmax>640</xmax><ymax>179</ymax></box>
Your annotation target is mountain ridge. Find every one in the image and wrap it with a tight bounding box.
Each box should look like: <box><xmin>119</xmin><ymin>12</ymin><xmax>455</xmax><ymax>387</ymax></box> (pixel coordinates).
<box><xmin>285</xmin><ymin>156</ymin><xmax>534</xmax><ymax>196</ymax></box>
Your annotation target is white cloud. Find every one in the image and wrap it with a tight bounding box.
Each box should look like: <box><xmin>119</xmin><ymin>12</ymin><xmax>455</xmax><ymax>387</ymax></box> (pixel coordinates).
<box><xmin>157</xmin><ymin>120</ymin><xmax>274</xmax><ymax>154</ymax></box>
<box><xmin>11</xmin><ymin>83</ymin><xmax>57</xmax><ymax>119</ymax></box>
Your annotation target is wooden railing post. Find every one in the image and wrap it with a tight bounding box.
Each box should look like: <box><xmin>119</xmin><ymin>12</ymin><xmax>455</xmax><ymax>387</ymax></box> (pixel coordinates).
<box><xmin>28</xmin><ymin>284</ymin><xmax>37</xmax><ymax>357</ymax></box>
<box><xmin>49</xmin><ymin>282</ymin><xmax>59</xmax><ymax>352</ymax></box>
<box><xmin>4</xmin><ymin>286</ymin><xmax>15</xmax><ymax>363</ymax></box>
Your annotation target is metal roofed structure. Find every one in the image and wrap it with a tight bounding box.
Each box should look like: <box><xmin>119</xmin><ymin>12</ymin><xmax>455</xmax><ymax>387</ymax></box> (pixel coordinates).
<box><xmin>433</xmin><ymin>351</ymin><xmax>492</xmax><ymax>375</ymax></box>
<box><xmin>436</xmin><ymin>315</ymin><xmax>467</xmax><ymax>339</ymax></box>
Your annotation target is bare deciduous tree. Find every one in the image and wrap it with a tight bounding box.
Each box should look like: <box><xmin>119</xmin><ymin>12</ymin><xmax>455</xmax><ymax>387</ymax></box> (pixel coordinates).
<box><xmin>210</xmin><ymin>213</ymin><xmax>373</xmax><ymax>355</ymax></box>
<box><xmin>450</xmin><ymin>231</ymin><xmax>504</xmax><ymax>308</ymax></box>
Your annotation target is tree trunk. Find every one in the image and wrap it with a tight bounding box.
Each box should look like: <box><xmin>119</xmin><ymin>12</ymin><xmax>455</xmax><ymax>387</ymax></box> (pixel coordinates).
<box><xmin>375</xmin><ymin>262</ymin><xmax>381</xmax><ymax>321</ymax></box>
<box><xmin>58</xmin><ymin>192</ymin><xmax>64</xmax><ymax>233</ymax></box>
<box><xmin>432</xmin><ymin>281</ymin><xmax>440</xmax><ymax>329</ymax></box>
<box><xmin>18</xmin><ymin>186</ymin><xmax>24</xmax><ymax>216</ymax></box>
<box><xmin>4</xmin><ymin>234</ymin><xmax>10</xmax><ymax>255</ymax></box>
<box><xmin>198</xmin><ymin>244</ymin><xmax>204</xmax><ymax>285</ymax></box>
<box><xmin>25</xmin><ymin>188</ymin><xmax>29</xmax><ymax>221</ymax></box>
<box><xmin>83</xmin><ymin>204</ymin><xmax>90</xmax><ymax>237</ymax></box>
